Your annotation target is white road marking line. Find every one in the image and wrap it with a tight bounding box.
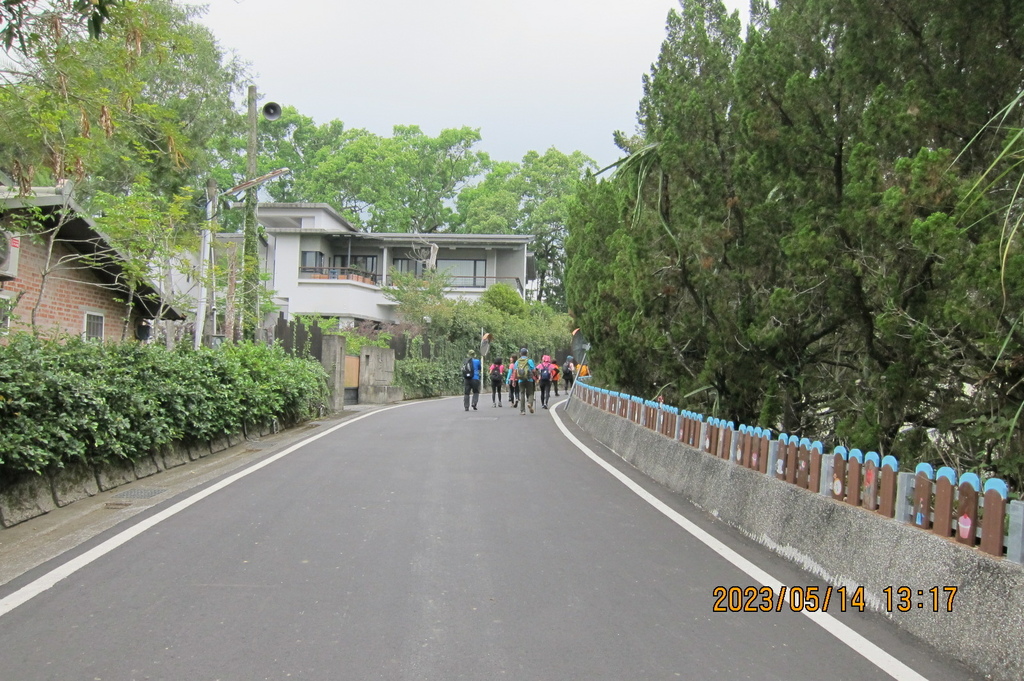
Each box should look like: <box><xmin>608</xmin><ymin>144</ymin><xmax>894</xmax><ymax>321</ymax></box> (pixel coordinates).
<box><xmin>550</xmin><ymin>400</ymin><xmax>929</xmax><ymax>681</ymax></box>
<box><xmin>0</xmin><ymin>403</ymin><xmax>413</xmax><ymax>619</ymax></box>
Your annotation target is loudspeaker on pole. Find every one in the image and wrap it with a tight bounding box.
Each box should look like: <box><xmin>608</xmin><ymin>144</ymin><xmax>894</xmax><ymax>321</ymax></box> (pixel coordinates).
<box><xmin>262</xmin><ymin>102</ymin><xmax>282</xmax><ymax>120</ymax></box>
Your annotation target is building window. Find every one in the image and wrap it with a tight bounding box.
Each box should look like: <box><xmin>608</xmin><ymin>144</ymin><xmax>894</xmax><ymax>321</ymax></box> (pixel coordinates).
<box><xmin>437</xmin><ymin>259</ymin><xmax>487</xmax><ymax>288</ymax></box>
<box><xmin>392</xmin><ymin>258</ymin><xmax>425</xmax><ymax>277</ymax></box>
<box><xmin>350</xmin><ymin>255</ymin><xmax>377</xmax><ymax>274</ymax></box>
<box><xmin>334</xmin><ymin>255</ymin><xmax>377</xmax><ymax>274</ymax></box>
<box><xmin>301</xmin><ymin>251</ymin><xmax>324</xmax><ymax>271</ymax></box>
<box><xmin>84</xmin><ymin>313</ymin><xmax>104</xmax><ymax>341</ymax></box>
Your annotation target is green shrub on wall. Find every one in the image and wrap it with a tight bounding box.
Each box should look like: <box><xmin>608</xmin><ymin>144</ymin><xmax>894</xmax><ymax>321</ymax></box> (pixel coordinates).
<box><xmin>0</xmin><ymin>335</ymin><xmax>328</xmax><ymax>480</ymax></box>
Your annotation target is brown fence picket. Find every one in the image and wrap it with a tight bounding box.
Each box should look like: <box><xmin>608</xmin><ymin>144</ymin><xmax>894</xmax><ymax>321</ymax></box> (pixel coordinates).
<box><xmin>847</xmin><ymin>451</ymin><xmax>863</xmax><ymax>508</ymax></box>
<box><xmin>785</xmin><ymin>438</ymin><xmax>798</xmax><ymax>484</ymax></box>
<box><xmin>809</xmin><ymin>445</ymin><xmax>823</xmax><ymax>495</ymax></box>
<box><xmin>878</xmin><ymin>456</ymin><xmax>899</xmax><ymax>518</ymax></box>
<box><xmin>796</xmin><ymin>441</ymin><xmax>811</xmax><ymax>489</ymax></box>
<box><xmin>862</xmin><ymin>455</ymin><xmax>879</xmax><ymax>511</ymax></box>
<box><xmin>758</xmin><ymin>433</ymin><xmax>771</xmax><ymax>474</ymax></box>
<box><xmin>980</xmin><ymin>482</ymin><xmax>1009</xmax><ymax>557</ymax></box>
<box><xmin>932</xmin><ymin>469</ymin><xmax>956</xmax><ymax>538</ymax></box>
<box><xmin>956</xmin><ymin>477</ymin><xmax>980</xmax><ymax>547</ymax></box>
<box><xmin>831</xmin><ymin>451</ymin><xmax>848</xmax><ymax>501</ymax></box>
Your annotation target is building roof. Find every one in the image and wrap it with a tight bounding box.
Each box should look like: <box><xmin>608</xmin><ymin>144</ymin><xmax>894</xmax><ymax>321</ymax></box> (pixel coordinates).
<box><xmin>256</xmin><ymin>202</ymin><xmax>533</xmax><ymax>247</ymax></box>
<box><xmin>0</xmin><ymin>186</ymin><xmax>184</xmax><ymax>320</ymax></box>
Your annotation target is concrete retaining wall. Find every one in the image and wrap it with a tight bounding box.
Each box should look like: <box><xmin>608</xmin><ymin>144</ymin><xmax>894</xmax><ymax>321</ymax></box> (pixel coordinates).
<box><xmin>566</xmin><ymin>397</ymin><xmax>1024</xmax><ymax>681</ymax></box>
<box><xmin>0</xmin><ymin>422</ymin><xmax>269</xmax><ymax>530</ymax></box>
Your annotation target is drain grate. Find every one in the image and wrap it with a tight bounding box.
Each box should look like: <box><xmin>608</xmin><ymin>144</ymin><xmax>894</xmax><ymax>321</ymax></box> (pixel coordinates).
<box><xmin>112</xmin><ymin>488</ymin><xmax>167</xmax><ymax>499</ymax></box>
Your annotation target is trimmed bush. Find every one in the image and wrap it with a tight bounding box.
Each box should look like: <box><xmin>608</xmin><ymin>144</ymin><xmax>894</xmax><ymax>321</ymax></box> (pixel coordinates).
<box><xmin>0</xmin><ymin>335</ymin><xmax>328</xmax><ymax>482</ymax></box>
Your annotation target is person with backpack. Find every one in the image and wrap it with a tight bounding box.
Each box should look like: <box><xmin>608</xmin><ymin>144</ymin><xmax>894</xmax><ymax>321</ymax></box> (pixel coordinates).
<box><xmin>513</xmin><ymin>347</ymin><xmax>537</xmax><ymax>415</ymax></box>
<box><xmin>563</xmin><ymin>355</ymin><xmax>576</xmax><ymax>393</ymax></box>
<box><xmin>462</xmin><ymin>350</ymin><xmax>481</xmax><ymax>411</ymax></box>
<box><xmin>552</xmin><ymin>362</ymin><xmax>562</xmax><ymax>397</ymax></box>
<box><xmin>488</xmin><ymin>359</ymin><xmax>506</xmax><ymax>407</ymax></box>
<box><xmin>536</xmin><ymin>354</ymin><xmax>557</xmax><ymax>409</ymax></box>
<box><xmin>506</xmin><ymin>354</ymin><xmax>520</xmax><ymax>408</ymax></box>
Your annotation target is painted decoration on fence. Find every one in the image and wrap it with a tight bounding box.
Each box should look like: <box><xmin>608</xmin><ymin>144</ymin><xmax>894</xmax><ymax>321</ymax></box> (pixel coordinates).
<box><xmin>914</xmin><ymin>463</ymin><xmax>935</xmax><ymax>529</ymax></box>
<box><xmin>957</xmin><ymin>473</ymin><xmax>980</xmax><ymax>547</ymax></box>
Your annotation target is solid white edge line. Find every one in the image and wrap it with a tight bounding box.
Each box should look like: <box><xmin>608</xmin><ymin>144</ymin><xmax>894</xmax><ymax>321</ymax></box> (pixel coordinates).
<box><xmin>0</xmin><ymin>402</ymin><xmax>414</xmax><ymax>619</ymax></box>
<box><xmin>549</xmin><ymin>400</ymin><xmax>929</xmax><ymax>681</ymax></box>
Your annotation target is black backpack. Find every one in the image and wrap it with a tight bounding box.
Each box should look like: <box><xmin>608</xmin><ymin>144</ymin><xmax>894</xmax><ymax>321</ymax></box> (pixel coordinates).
<box><xmin>462</xmin><ymin>358</ymin><xmax>475</xmax><ymax>379</ymax></box>
<box><xmin>539</xmin><ymin>364</ymin><xmax>552</xmax><ymax>381</ymax></box>
<box><xmin>489</xmin><ymin>365</ymin><xmax>503</xmax><ymax>382</ymax></box>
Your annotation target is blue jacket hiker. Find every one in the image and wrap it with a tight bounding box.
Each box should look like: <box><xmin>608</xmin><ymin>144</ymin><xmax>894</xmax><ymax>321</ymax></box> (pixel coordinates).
<box><xmin>463</xmin><ymin>350</ymin><xmax>481</xmax><ymax>411</ymax></box>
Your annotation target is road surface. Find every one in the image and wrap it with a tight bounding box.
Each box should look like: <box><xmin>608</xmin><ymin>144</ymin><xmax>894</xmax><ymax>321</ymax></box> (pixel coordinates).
<box><xmin>0</xmin><ymin>397</ymin><xmax>979</xmax><ymax>680</ymax></box>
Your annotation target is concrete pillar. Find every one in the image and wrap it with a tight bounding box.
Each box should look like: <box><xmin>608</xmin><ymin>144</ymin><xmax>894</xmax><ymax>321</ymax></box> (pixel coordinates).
<box><xmin>819</xmin><ymin>455</ymin><xmax>835</xmax><ymax>496</ymax></box>
<box><xmin>1007</xmin><ymin>500</ymin><xmax>1024</xmax><ymax>564</ymax></box>
<box><xmin>320</xmin><ymin>334</ymin><xmax>346</xmax><ymax>413</ymax></box>
<box><xmin>895</xmin><ymin>472</ymin><xmax>915</xmax><ymax>523</ymax></box>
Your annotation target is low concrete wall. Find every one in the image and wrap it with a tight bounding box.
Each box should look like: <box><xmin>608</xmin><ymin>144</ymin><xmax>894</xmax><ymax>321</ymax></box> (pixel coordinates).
<box><xmin>0</xmin><ymin>422</ymin><xmax>269</xmax><ymax>530</ymax></box>
<box><xmin>566</xmin><ymin>398</ymin><xmax>1024</xmax><ymax>681</ymax></box>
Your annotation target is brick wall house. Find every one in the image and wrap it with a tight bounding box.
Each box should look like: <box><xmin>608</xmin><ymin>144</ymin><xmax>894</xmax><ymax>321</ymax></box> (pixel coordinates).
<box><xmin>0</xmin><ymin>188</ymin><xmax>181</xmax><ymax>340</ymax></box>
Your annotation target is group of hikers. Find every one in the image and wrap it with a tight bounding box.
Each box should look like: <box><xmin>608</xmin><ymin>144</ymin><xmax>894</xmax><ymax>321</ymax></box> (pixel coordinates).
<box><xmin>462</xmin><ymin>348</ymin><xmax>584</xmax><ymax>415</ymax></box>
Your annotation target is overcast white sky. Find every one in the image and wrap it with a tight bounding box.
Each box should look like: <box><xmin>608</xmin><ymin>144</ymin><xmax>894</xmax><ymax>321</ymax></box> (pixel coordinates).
<box><xmin>195</xmin><ymin>0</ymin><xmax>748</xmax><ymax>170</ymax></box>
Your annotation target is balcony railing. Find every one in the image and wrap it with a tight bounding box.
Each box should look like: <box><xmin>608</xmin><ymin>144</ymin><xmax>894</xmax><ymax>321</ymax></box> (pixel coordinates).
<box><xmin>447</xmin><ymin>276</ymin><xmax>524</xmax><ymax>293</ymax></box>
<box><xmin>299</xmin><ymin>267</ymin><xmax>378</xmax><ymax>284</ymax></box>
<box><xmin>297</xmin><ymin>269</ymin><xmax>523</xmax><ymax>294</ymax></box>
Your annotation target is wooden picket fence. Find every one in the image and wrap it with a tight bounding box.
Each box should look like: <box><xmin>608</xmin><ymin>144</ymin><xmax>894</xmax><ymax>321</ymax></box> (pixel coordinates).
<box><xmin>573</xmin><ymin>382</ymin><xmax>1019</xmax><ymax>563</ymax></box>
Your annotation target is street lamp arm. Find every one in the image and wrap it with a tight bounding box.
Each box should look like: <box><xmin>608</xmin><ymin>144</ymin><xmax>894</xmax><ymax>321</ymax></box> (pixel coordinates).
<box><xmin>219</xmin><ymin>167</ymin><xmax>290</xmax><ymax>198</ymax></box>
<box><xmin>193</xmin><ymin>167</ymin><xmax>291</xmax><ymax>349</ymax></box>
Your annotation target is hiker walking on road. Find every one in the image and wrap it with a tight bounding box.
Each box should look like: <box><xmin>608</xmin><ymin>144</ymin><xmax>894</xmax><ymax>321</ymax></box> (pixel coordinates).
<box><xmin>513</xmin><ymin>348</ymin><xmax>537</xmax><ymax>415</ymax></box>
<box><xmin>488</xmin><ymin>359</ymin><xmax>506</xmax><ymax>407</ymax></box>
<box><xmin>552</xmin><ymin>362</ymin><xmax>562</xmax><ymax>397</ymax></box>
<box><xmin>536</xmin><ymin>354</ymin><xmax>556</xmax><ymax>409</ymax></box>
<box><xmin>463</xmin><ymin>350</ymin><xmax>481</xmax><ymax>411</ymax></box>
<box><xmin>563</xmin><ymin>355</ymin><xmax>576</xmax><ymax>393</ymax></box>
<box><xmin>506</xmin><ymin>354</ymin><xmax>520</xmax><ymax>408</ymax></box>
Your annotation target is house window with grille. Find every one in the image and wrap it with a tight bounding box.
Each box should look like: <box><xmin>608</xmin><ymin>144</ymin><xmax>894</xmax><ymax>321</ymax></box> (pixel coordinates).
<box><xmin>84</xmin><ymin>313</ymin><xmax>104</xmax><ymax>341</ymax></box>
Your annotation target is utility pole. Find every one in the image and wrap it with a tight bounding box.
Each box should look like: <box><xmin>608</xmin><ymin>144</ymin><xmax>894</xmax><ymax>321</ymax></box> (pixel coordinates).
<box><xmin>243</xmin><ymin>84</ymin><xmax>260</xmax><ymax>340</ymax></box>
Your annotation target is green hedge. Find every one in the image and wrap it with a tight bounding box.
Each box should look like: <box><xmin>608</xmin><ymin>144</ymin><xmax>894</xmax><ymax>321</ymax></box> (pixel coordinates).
<box><xmin>0</xmin><ymin>335</ymin><xmax>328</xmax><ymax>479</ymax></box>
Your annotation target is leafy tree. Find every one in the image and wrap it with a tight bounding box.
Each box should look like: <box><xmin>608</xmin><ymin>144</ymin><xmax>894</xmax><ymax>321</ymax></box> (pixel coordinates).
<box><xmin>566</xmin><ymin>0</ymin><xmax>1024</xmax><ymax>487</ymax></box>
<box><xmin>457</xmin><ymin>148</ymin><xmax>596</xmax><ymax>307</ymax></box>
<box><xmin>480</xmin><ymin>282</ymin><xmax>526</xmax><ymax>317</ymax></box>
<box><xmin>0</xmin><ymin>0</ymin><xmax>243</xmax><ymax>200</ymax></box>
<box><xmin>1</xmin><ymin>0</ymin><xmax>119</xmax><ymax>52</ymax></box>
<box><xmin>296</xmin><ymin>125</ymin><xmax>491</xmax><ymax>232</ymax></box>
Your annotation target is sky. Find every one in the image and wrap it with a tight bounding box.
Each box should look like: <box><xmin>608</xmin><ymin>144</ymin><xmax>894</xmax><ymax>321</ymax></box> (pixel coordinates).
<box><xmin>195</xmin><ymin>0</ymin><xmax>748</xmax><ymax>171</ymax></box>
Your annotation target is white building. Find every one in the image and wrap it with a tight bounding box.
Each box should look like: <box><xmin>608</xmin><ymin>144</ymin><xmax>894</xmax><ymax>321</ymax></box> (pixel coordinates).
<box><xmin>253</xmin><ymin>203</ymin><xmax>534</xmax><ymax>327</ymax></box>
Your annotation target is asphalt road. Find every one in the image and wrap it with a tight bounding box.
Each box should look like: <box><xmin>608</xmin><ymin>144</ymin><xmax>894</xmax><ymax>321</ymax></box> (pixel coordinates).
<box><xmin>0</xmin><ymin>396</ymin><xmax>980</xmax><ymax>680</ymax></box>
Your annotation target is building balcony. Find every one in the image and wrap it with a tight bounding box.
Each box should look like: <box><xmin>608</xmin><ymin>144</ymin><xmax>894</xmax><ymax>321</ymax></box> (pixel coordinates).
<box><xmin>297</xmin><ymin>268</ymin><xmax>524</xmax><ymax>295</ymax></box>
<box><xmin>299</xmin><ymin>267</ymin><xmax>378</xmax><ymax>284</ymax></box>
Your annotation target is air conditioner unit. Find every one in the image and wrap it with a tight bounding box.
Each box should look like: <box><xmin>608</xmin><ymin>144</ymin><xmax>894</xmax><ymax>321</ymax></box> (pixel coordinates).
<box><xmin>0</xmin><ymin>230</ymin><xmax>21</xmax><ymax>280</ymax></box>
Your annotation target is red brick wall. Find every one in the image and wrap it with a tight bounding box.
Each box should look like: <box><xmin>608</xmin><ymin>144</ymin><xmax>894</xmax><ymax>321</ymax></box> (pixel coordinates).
<box><xmin>1</xmin><ymin>234</ymin><xmax>137</xmax><ymax>341</ymax></box>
